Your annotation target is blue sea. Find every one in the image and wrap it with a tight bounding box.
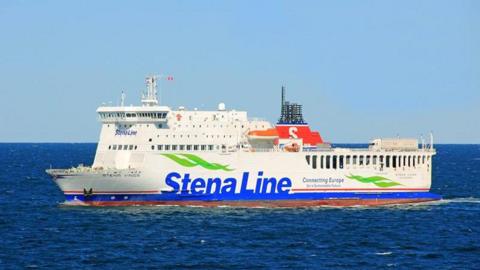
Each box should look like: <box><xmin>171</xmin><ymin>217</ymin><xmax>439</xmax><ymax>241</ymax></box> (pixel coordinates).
<box><xmin>0</xmin><ymin>144</ymin><xmax>479</xmax><ymax>269</ymax></box>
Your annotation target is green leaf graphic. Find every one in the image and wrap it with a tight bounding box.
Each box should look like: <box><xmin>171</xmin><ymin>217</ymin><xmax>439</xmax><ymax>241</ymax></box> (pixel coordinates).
<box><xmin>161</xmin><ymin>154</ymin><xmax>197</xmax><ymax>167</ymax></box>
<box><xmin>346</xmin><ymin>174</ymin><xmax>402</xmax><ymax>188</ymax></box>
<box><xmin>162</xmin><ymin>154</ymin><xmax>234</xmax><ymax>171</ymax></box>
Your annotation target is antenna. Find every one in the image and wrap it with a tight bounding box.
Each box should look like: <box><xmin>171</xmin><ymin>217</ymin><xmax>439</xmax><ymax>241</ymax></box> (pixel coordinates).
<box><xmin>280</xmin><ymin>86</ymin><xmax>286</xmax><ymax>122</ymax></box>
<box><xmin>430</xmin><ymin>131</ymin><xmax>434</xmax><ymax>150</ymax></box>
<box><xmin>120</xmin><ymin>91</ymin><xmax>126</xmax><ymax>107</ymax></box>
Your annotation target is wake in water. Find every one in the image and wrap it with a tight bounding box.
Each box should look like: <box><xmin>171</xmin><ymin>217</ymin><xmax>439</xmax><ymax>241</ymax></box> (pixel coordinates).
<box><xmin>435</xmin><ymin>197</ymin><xmax>480</xmax><ymax>204</ymax></box>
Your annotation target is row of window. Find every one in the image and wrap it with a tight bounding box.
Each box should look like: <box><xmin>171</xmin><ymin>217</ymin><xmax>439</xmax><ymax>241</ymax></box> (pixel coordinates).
<box><xmin>100</xmin><ymin>112</ymin><xmax>168</xmax><ymax>119</ymax></box>
<box><xmin>152</xmin><ymin>144</ymin><xmax>216</xmax><ymax>151</ymax></box>
<box><xmin>157</xmin><ymin>134</ymin><xmax>235</xmax><ymax>139</ymax></box>
<box><xmin>110</xmin><ymin>123</ymin><xmax>244</xmax><ymax>132</ymax></box>
<box><xmin>107</xmin><ymin>144</ymin><xmax>217</xmax><ymax>151</ymax></box>
<box><xmin>109</xmin><ymin>145</ymin><xmax>138</xmax><ymax>150</ymax></box>
<box><xmin>176</xmin><ymin>124</ymin><xmax>245</xmax><ymax>129</ymax></box>
<box><xmin>306</xmin><ymin>154</ymin><xmax>431</xmax><ymax>170</ymax></box>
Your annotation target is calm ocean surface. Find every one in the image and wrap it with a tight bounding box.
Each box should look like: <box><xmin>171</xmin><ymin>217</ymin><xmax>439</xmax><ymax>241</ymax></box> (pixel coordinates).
<box><xmin>0</xmin><ymin>143</ymin><xmax>479</xmax><ymax>269</ymax></box>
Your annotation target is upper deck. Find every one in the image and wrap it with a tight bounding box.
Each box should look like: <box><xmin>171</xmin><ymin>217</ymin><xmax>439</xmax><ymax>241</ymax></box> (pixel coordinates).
<box><xmin>88</xmin><ymin>75</ymin><xmax>435</xmax><ymax>170</ymax></box>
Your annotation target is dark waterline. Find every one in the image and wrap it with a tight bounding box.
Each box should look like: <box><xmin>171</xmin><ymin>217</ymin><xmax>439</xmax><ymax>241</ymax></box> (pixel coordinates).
<box><xmin>0</xmin><ymin>144</ymin><xmax>479</xmax><ymax>269</ymax></box>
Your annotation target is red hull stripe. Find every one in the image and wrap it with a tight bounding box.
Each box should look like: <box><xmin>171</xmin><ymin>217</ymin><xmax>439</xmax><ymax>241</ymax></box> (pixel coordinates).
<box><xmin>72</xmin><ymin>198</ymin><xmax>438</xmax><ymax>207</ymax></box>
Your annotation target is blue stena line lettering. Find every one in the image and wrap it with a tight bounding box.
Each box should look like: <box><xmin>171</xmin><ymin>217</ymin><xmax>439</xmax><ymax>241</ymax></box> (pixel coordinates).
<box><xmin>165</xmin><ymin>171</ymin><xmax>292</xmax><ymax>195</ymax></box>
<box><xmin>115</xmin><ymin>129</ymin><xmax>138</xmax><ymax>136</ymax></box>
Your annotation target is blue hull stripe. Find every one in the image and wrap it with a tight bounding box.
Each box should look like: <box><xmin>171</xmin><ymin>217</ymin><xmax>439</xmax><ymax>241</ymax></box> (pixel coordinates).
<box><xmin>65</xmin><ymin>192</ymin><xmax>442</xmax><ymax>202</ymax></box>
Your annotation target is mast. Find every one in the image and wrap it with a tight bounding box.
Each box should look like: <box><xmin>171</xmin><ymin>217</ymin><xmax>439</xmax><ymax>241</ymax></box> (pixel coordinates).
<box><xmin>120</xmin><ymin>91</ymin><xmax>126</xmax><ymax>107</ymax></box>
<box><xmin>142</xmin><ymin>75</ymin><xmax>159</xmax><ymax>106</ymax></box>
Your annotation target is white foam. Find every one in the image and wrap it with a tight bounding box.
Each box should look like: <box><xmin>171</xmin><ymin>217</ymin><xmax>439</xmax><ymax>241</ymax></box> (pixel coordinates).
<box><xmin>375</xmin><ymin>252</ymin><xmax>392</xmax><ymax>256</ymax></box>
<box><xmin>440</xmin><ymin>197</ymin><xmax>480</xmax><ymax>204</ymax></box>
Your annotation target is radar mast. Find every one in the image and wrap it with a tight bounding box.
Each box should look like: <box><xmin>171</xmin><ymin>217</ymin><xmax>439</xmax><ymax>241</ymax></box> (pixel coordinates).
<box><xmin>142</xmin><ymin>75</ymin><xmax>159</xmax><ymax>106</ymax></box>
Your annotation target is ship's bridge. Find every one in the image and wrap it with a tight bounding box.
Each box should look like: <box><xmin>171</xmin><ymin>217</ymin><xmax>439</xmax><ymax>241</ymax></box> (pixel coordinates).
<box><xmin>97</xmin><ymin>106</ymin><xmax>171</xmax><ymax>123</ymax></box>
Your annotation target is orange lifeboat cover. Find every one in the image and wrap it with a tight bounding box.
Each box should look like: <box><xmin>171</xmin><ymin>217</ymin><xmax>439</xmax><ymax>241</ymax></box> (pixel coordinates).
<box><xmin>247</xmin><ymin>128</ymin><xmax>279</xmax><ymax>137</ymax></box>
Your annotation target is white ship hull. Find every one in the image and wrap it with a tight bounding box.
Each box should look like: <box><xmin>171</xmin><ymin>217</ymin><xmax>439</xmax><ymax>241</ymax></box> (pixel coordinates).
<box><xmin>49</xmin><ymin>150</ymin><xmax>440</xmax><ymax>207</ymax></box>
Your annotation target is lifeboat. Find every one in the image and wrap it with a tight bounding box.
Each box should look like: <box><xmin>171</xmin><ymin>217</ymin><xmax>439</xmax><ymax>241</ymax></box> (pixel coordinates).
<box><xmin>247</xmin><ymin>128</ymin><xmax>279</xmax><ymax>139</ymax></box>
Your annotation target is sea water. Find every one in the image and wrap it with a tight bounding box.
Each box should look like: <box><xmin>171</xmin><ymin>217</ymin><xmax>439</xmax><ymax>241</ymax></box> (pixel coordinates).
<box><xmin>0</xmin><ymin>143</ymin><xmax>479</xmax><ymax>269</ymax></box>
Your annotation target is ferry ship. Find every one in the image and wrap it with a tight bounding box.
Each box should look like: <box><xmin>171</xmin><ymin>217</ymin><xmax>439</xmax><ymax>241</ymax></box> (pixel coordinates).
<box><xmin>47</xmin><ymin>75</ymin><xmax>441</xmax><ymax>207</ymax></box>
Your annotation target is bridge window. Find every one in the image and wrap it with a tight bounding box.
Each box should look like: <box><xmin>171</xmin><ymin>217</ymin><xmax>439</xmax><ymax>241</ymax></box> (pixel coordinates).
<box><xmin>320</xmin><ymin>155</ymin><xmax>324</xmax><ymax>169</ymax></box>
<box><xmin>386</xmin><ymin>156</ymin><xmax>390</xmax><ymax>168</ymax></box>
<box><xmin>359</xmin><ymin>156</ymin><xmax>364</xmax><ymax>166</ymax></box>
<box><xmin>179</xmin><ymin>145</ymin><xmax>185</xmax><ymax>151</ymax></box>
<box><xmin>392</xmin><ymin>156</ymin><xmax>397</xmax><ymax>168</ymax></box>
<box><xmin>326</xmin><ymin>155</ymin><xmax>331</xmax><ymax>169</ymax></box>
<box><xmin>112</xmin><ymin>145</ymin><xmax>117</xmax><ymax>150</ymax></box>
<box><xmin>187</xmin><ymin>145</ymin><xmax>192</xmax><ymax>151</ymax></box>
<box><xmin>134</xmin><ymin>146</ymin><xmax>138</xmax><ymax>150</ymax></box>
<box><xmin>345</xmin><ymin>155</ymin><xmax>350</xmax><ymax>165</ymax></box>
<box><xmin>172</xmin><ymin>145</ymin><xmax>178</xmax><ymax>151</ymax></box>
<box><xmin>165</xmin><ymin>145</ymin><xmax>171</xmax><ymax>151</ymax></box>
<box><xmin>332</xmin><ymin>155</ymin><xmax>337</xmax><ymax>169</ymax></box>
<box><xmin>117</xmin><ymin>145</ymin><xmax>122</xmax><ymax>151</ymax></box>
<box><xmin>339</xmin><ymin>155</ymin><xmax>344</xmax><ymax>169</ymax></box>
<box><xmin>353</xmin><ymin>155</ymin><xmax>357</xmax><ymax>165</ymax></box>
<box><xmin>209</xmin><ymin>145</ymin><xmax>214</xmax><ymax>151</ymax></box>
<box><xmin>373</xmin><ymin>155</ymin><xmax>377</xmax><ymax>165</ymax></box>
<box><xmin>312</xmin><ymin>155</ymin><xmax>317</xmax><ymax>169</ymax></box>
<box><xmin>194</xmin><ymin>145</ymin><xmax>199</xmax><ymax>151</ymax></box>
<box><xmin>408</xmin><ymin>156</ymin><xmax>411</xmax><ymax>167</ymax></box>
<box><xmin>201</xmin><ymin>145</ymin><xmax>206</xmax><ymax>151</ymax></box>
<box><xmin>366</xmin><ymin>155</ymin><xmax>371</xmax><ymax>166</ymax></box>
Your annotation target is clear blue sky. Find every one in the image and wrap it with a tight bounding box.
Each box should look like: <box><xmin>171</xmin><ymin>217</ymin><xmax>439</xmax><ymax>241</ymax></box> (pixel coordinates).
<box><xmin>0</xmin><ymin>0</ymin><xmax>478</xmax><ymax>143</ymax></box>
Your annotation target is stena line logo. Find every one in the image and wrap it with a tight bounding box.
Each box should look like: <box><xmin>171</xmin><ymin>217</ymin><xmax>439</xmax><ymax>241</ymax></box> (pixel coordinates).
<box><xmin>162</xmin><ymin>154</ymin><xmax>292</xmax><ymax>195</ymax></box>
<box><xmin>165</xmin><ymin>171</ymin><xmax>292</xmax><ymax>195</ymax></box>
<box><xmin>115</xmin><ymin>129</ymin><xmax>137</xmax><ymax>136</ymax></box>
